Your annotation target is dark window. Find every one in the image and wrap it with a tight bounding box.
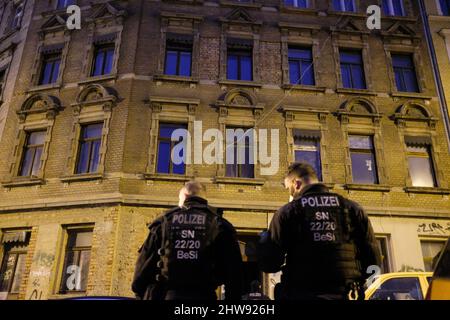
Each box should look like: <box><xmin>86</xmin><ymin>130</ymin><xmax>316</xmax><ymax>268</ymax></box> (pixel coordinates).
<box><xmin>19</xmin><ymin>131</ymin><xmax>46</xmax><ymax>177</ymax></box>
<box><xmin>369</xmin><ymin>277</ymin><xmax>423</xmax><ymax>300</ymax></box>
<box><xmin>376</xmin><ymin>236</ymin><xmax>391</xmax><ymax>273</ymax></box>
<box><xmin>382</xmin><ymin>0</ymin><xmax>405</xmax><ymax>16</ymax></box>
<box><xmin>164</xmin><ymin>39</ymin><xmax>192</xmax><ymax>77</ymax></box>
<box><xmin>288</xmin><ymin>47</ymin><xmax>315</xmax><ymax>85</ymax></box>
<box><xmin>421</xmin><ymin>241</ymin><xmax>445</xmax><ymax>272</ymax></box>
<box><xmin>340</xmin><ymin>50</ymin><xmax>366</xmax><ymax>89</ymax></box>
<box><xmin>434</xmin><ymin>239</ymin><xmax>450</xmax><ymax>278</ymax></box>
<box><xmin>39</xmin><ymin>53</ymin><xmax>61</xmax><ymax>85</ymax></box>
<box><xmin>91</xmin><ymin>45</ymin><xmax>114</xmax><ymax>77</ymax></box>
<box><xmin>226</xmin><ymin>128</ymin><xmax>254</xmax><ymax>179</ymax></box>
<box><xmin>57</xmin><ymin>0</ymin><xmax>75</xmax><ymax>9</ymax></box>
<box><xmin>227</xmin><ymin>47</ymin><xmax>253</xmax><ymax>81</ymax></box>
<box><xmin>157</xmin><ymin>123</ymin><xmax>187</xmax><ymax>175</ymax></box>
<box><xmin>284</xmin><ymin>0</ymin><xmax>309</xmax><ymax>8</ymax></box>
<box><xmin>0</xmin><ymin>233</ymin><xmax>29</xmax><ymax>296</ymax></box>
<box><xmin>392</xmin><ymin>54</ymin><xmax>419</xmax><ymax>92</ymax></box>
<box><xmin>76</xmin><ymin>123</ymin><xmax>103</xmax><ymax>174</ymax></box>
<box><xmin>11</xmin><ymin>3</ymin><xmax>24</xmax><ymax>29</ymax></box>
<box><xmin>0</xmin><ymin>69</ymin><xmax>6</xmax><ymax>94</ymax></box>
<box><xmin>406</xmin><ymin>143</ymin><xmax>436</xmax><ymax>187</ymax></box>
<box><xmin>293</xmin><ymin>134</ymin><xmax>322</xmax><ymax>180</ymax></box>
<box><xmin>349</xmin><ymin>135</ymin><xmax>378</xmax><ymax>184</ymax></box>
<box><xmin>333</xmin><ymin>0</ymin><xmax>355</xmax><ymax>12</ymax></box>
<box><xmin>440</xmin><ymin>0</ymin><xmax>450</xmax><ymax>15</ymax></box>
<box><xmin>60</xmin><ymin>229</ymin><xmax>93</xmax><ymax>293</ymax></box>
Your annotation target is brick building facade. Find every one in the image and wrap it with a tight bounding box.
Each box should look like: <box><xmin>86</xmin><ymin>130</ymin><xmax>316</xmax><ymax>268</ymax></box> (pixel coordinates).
<box><xmin>0</xmin><ymin>0</ymin><xmax>450</xmax><ymax>300</ymax></box>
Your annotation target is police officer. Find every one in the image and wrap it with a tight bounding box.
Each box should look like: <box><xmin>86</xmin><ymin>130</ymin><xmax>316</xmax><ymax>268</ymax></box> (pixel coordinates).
<box><xmin>132</xmin><ymin>181</ymin><xmax>243</xmax><ymax>300</ymax></box>
<box><xmin>257</xmin><ymin>162</ymin><xmax>381</xmax><ymax>300</ymax></box>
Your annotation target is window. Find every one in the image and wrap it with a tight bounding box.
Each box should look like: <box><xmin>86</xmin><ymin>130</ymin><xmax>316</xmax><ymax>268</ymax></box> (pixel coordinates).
<box><xmin>164</xmin><ymin>39</ymin><xmax>192</xmax><ymax>77</ymax></box>
<box><xmin>19</xmin><ymin>131</ymin><xmax>46</xmax><ymax>177</ymax></box>
<box><xmin>57</xmin><ymin>0</ymin><xmax>75</xmax><ymax>9</ymax></box>
<box><xmin>91</xmin><ymin>45</ymin><xmax>114</xmax><ymax>77</ymax></box>
<box><xmin>340</xmin><ymin>50</ymin><xmax>366</xmax><ymax>89</ymax></box>
<box><xmin>288</xmin><ymin>47</ymin><xmax>315</xmax><ymax>86</ymax></box>
<box><xmin>349</xmin><ymin>135</ymin><xmax>378</xmax><ymax>184</ymax></box>
<box><xmin>76</xmin><ymin>123</ymin><xmax>103</xmax><ymax>174</ymax></box>
<box><xmin>392</xmin><ymin>54</ymin><xmax>419</xmax><ymax>93</ymax></box>
<box><xmin>39</xmin><ymin>53</ymin><xmax>61</xmax><ymax>85</ymax></box>
<box><xmin>0</xmin><ymin>69</ymin><xmax>6</xmax><ymax>94</ymax></box>
<box><xmin>11</xmin><ymin>2</ymin><xmax>24</xmax><ymax>29</ymax></box>
<box><xmin>369</xmin><ymin>277</ymin><xmax>423</xmax><ymax>300</ymax></box>
<box><xmin>60</xmin><ymin>229</ymin><xmax>93</xmax><ymax>293</ymax></box>
<box><xmin>406</xmin><ymin>143</ymin><xmax>436</xmax><ymax>187</ymax></box>
<box><xmin>0</xmin><ymin>232</ymin><xmax>29</xmax><ymax>297</ymax></box>
<box><xmin>439</xmin><ymin>0</ymin><xmax>450</xmax><ymax>15</ymax></box>
<box><xmin>376</xmin><ymin>236</ymin><xmax>392</xmax><ymax>273</ymax></box>
<box><xmin>333</xmin><ymin>0</ymin><xmax>356</xmax><ymax>12</ymax></box>
<box><xmin>156</xmin><ymin>123</ymin><xmax>187</xmax><ymax>175</ymax></box>
<box><xmin>285</xmin><ymin>0</ymin><xmax>309</xmax><ymax>8</ymax></box>
<box><xmin>226</xmin><ymin>128</ymin><xmax>254</xmax><ymax>178</ymax></box>
<box><xmin>293</xmin><ymin>134</ymin><xmax>322</xmax><ymax>180</ymax></box>
<box><xmin>382</xmin><ymin>0</ymin><xmax>405</xmax><ymax>16</ymax></box>
<box><xmin>227</xmin><ymin>46</ymin><xmax>253</xmax><ymax>81</ymax></box>
<box><xmin>421</xmin><ymin>240</ymin><xmax>445</xmax><ymax>272</ymax></box>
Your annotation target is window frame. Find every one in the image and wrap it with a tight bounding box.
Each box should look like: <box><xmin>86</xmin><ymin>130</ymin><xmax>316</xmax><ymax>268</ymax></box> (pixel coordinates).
<box><xmin>225</xmin><ymin>127</ymin><xmax>255</xmax><ymax>179</ymax></box>
<box><xmin>156</xmin><ymin>122</ymin><xmax>188</xmax><ymax>175</ymax></box>
<box><xmin>90</xmin><ymin>44</ymin><xmax>115</xmax><ymax>77</ymax></box>
<box><xmin>293</xmin><ymin>134</ymin><xmax>322</xmax><ymax>181</ymax></box>
<box><xmin>382</xmin><ymin>0</ymin><xmax>406</xmax><ymax>16</ymax></box>
<box><xmin>164</xmin><ymin>40</ymin><xmax>193</xmax><ymax>77</ymax></box>
<box><xmin>333</xmin><ymin>0</ymin><xmax>356</xmax><ymax>12</ymax></box>
<box><xmin>391</xmin><ymin>53</ymin><xmax>420</xmax><ymax>93</ymax></box>
<box><xmin>339</xmin><ymin>49</ymin><xmax>367</xmax><ymax>90</ymax></box>
<box><xmin>288</xmin><ymin>46</ymin><xmax>315</xmax><ymax>86</ymax></box>
<box><xmin>438</xmin><ymin>0</ymin><xmax>450</xmax><ymax>15</ymax></box>
<box><xmin>10</xmin><ymin>2</ymin><xmax>25</xmax><ymax>30</ymax></box>
<box><xmin>226</xmin><ymin>47</ymin><xmax>254</xmax><ymax>81</ymax></box>
<box><xmin>58</xmin><ymin>226</ymin><xmax>94</xmax><ymax>294</ymax></box>
<box><xmin>348</xmin><ymin>135</ymin><xmax>379</xmax><ymax>184</ymax></box>
<box><xmin>38</xmin><ymin>53</ymin><xmax>62</xmax><ymax>86</ymax></box>
<box><xmin>375</xmin><ymin>235</ymin><xmax>393</xmax><ymax>274</ymax></box>
<box><xmin>284</xmin><ymin>0</ymin><xmax>310</xmax><ymax>8</ymax></box>
<box><xmin>75</xmin><ymin>123</ymin><xmax>103</xmax><ymax>175</ymax></box>
<box><xmin>406</xmin><ymin>143</ymin><xmax>437</xmax><ymax>188</ymax></box>
<box><xmin>18</xmin><ymin>130</ymin><xmax>46</xmax><ymax>177</ymax></box>
<box><xmin>56</xmin><ymin>0</ymin><xmax>76</xmax><ymax>10</ymax></box>
<box><xmin>420</xmin><ymin>239</ymin><xmax>447</xmax><ymax>272</ymax></box>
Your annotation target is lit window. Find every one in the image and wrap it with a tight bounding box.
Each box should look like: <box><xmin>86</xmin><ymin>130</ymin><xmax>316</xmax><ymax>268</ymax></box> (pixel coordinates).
<box><xmin>226</xmin><ymin>128</ymin><xmax>254</xmax><ymax>178</ymax></box>
<box><xmin>288</xmin><ymin>47</ymin><xmax>315</xmax><ymax>85</ymax></box>
<box><xmin>164</xmin><ymin>39</ymin><xmax>192</xmax><ymax>77</ymax></box>
<box><xmin>157</xmin><ymin>123</ymin><xmax>187</xmax><ymax>175</ymax></box>
<box><xmin>406</xmin><ymin>143</ymin><xmax>436</xmax><ymax>187</ymax></box>
<box><xmin>293</xmin><ymin>134</ymin><xmax>322</xmax><ymax>180</ymax></box>
<box><xmin>392</xmin><ymin>54</ymin><xmax>419</xmax><ymax>93</ymax></box>
<box><xmin>91</xmin><ymin>45</ymin><xmax>114</xmax><ymax>77</ymax></box>
<box><xmin>382</xmin><ymin>0</ymin><xmax>405</xmax><ymax>16</ymax></box>
<box><xmin>340</xmin><ymin>50</ymin><xmax>366</xmax><ymax>89</ymax></box>
<box><xmin>76</xmin><ymin>123</ymin><xmax>103</xmax><ymax>174</ymax></box>
<box><xmin>39</xmin><ymin>53</ymin><xmax>61</xmax><ymax>85</ymax></box>
<box><xmin>60</xmin><ymin>229</ymin><xmax>93</xmax><ymax>293</ymax></box>
<box><xmin>285</xmin><ymin>0</ymin><xmax>309</xmax><ymax>8</ymax></box>
<box><xmin>227</xmin><ymin>45</ymin><xmax>253</xmax><ymax>81</ymax></box>
<box><xmin>421</xmin><ymin>240</ymin><xmax>446</xmax><ymax>272</ymax></box>
<box><xmin>333</xmin><ymin>0</ymin><xmax>356</xmax><ymax>12</ymax></box>
<box><xmin>349</xmin><ymin>135</ymin><xmax>378</xmax><ymax>184</ymax></box>
<box><xmin>19</xmin><ymin>131</ymin><xmax>46</xmax><ymax>177</ymax></box>
<box><xmin>376</xmin><ymin>236</ymin><xmax>392</xmax><ymax>273</ymax></box>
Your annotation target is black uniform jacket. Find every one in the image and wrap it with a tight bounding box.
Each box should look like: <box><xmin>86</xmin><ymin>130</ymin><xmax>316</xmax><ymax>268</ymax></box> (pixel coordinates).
<box><xmin>258</xmin><ymin>183</ymin><xmax>381</xmax><ymax>297</ymax></box>
<box><xmin>132</xmin><ymin>196</ymin><xmax>243</xmax><ymax>300</ymax></box>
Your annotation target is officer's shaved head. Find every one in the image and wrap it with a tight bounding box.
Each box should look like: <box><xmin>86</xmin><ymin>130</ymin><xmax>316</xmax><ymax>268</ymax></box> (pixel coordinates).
<box><xmin>284</xmin><ymin>162</ymin><xmax>318</xmax><ymax>199</ymax></box>
<box><xmin>178</xmin><ymin>181</ymin><xmax>206</xmax><ymax>206</ymax></box>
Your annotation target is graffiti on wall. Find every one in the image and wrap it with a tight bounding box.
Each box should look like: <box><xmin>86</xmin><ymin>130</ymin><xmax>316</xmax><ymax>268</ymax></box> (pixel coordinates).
<box><xmin>417</xmin><ymin>222</ymin><xmax>450</xmax><ymax>235</ymax></box>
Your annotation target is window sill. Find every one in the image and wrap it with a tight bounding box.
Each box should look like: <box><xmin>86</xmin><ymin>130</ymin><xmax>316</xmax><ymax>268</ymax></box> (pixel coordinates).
<box><xmin>2</xmin><ymin>177</ymin><xmax>45</xmax><ymax>188</ymax></box>
<box><xmin>390</xmin><ymin>92</ymin><xmax>433</xmax><ymax>100</ymax></box>
<box><xmin>282</xmin><ymin>84</ymin><xmax>326</xmax><ymax>92</ymax></box>
<box><xmin>60</xmin><ymin>173</ymin><xmax>103</xmax><ymax>183</ymax></box>
<box><xmin>429</xmin><ymin>15</ymin><xmax>450</xmax><ymax>22</ymax></box>
<box><xmin>78</xmin><ymin>75</ymin><xmax>117</xmax><ymax>85</ymax></box>
<box><xmin>327</xmin><ymin>11</ymin><xmax>366</xmax><ymax>18</ymax></box>
<box><xmin>48</xmin><ymin>293</ymin><xmax>88</xmax><ymax>300</ymax></box>
<box><xmin>336</xmin><ymin>88</ymin><xmax>377</xmax><ymax>96</ymax></box>
<box><xmin>143</xmin><ymin>173</ymin><xmax>193</xmax><ymax>182</ymax></box>
<box><xmin>404</xmin><ymin>187</ymin><xmax>450</xmax><ymax>195</ymax></box>
<box><xmin>218</xmin><ymin>80</ymin><xmax>263</xmax><ymax>88</ymax></box>
<box><xmin>219</xmin><ymin>0</ymin><xmax>262</xmax><ymax>9</ymax></box>
<box><xmin>280</xmin><ymin>6</ymin><xmax>318</xmax><ymax>15</ymax></box>
<box><xmin>344</xmin><ymin>184</ymin><xmax>391</xmax><ymax>192</ymax></box>
<box><xmin>214</xmin><ymin>176</ymin><xmax>265</xmax><ymax>186</ymax></box>
<box><xmin>153</xmin><ymin>74</ymin><xmax>199</xmax><ymax>84</ymax></box>
<box><xmin>27</xmin><ymin>83</ymin><xmax>62</xmax><ymax>93</ymax></box>
<box><xmin>381</xmin><ymin>15</ymin><xmax>417</xmax><ymax>22</ymax></box>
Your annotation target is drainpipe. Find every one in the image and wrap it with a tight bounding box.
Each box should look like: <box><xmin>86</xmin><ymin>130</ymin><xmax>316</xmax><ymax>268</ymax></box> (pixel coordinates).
<box><xmin>418</xmin><ymin>0</ymin><xmax>450</xmax><ymax>152</ymax></box>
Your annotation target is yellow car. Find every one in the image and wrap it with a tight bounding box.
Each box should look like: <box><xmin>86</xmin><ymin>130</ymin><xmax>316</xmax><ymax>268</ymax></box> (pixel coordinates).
<box><xmin>426</xmin><ymin>238</ymin><xmax>450</xmax><ymax>300</ymax></box>
<box><xmin>365</xmin><ymin>272</ymin><xmax>433</xmax><ymax>300</ymax></box>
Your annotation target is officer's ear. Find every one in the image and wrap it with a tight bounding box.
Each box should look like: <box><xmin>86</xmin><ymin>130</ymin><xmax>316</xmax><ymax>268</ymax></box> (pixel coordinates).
<box><xmin>294</xmin><ymin>179</ymin><xmax>303</xmax><ymax>190</ymax></box>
